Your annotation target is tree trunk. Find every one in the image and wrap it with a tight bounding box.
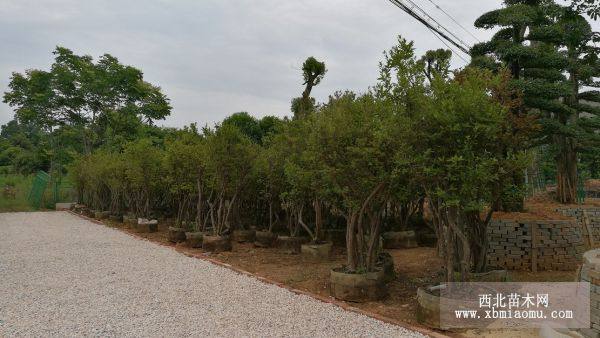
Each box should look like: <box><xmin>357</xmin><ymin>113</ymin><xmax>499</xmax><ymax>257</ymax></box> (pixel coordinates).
<box><xmin>314</xmin><ymin>199</ymin><xmax>323</xmax><ymax>242</ymax></box>
<box><xmin>346</xmin><ymin>213</ymin><xmax>358</xmax><ymax>272</ymax></box>
<box><xmin>366</xmin><ymin>211</ymin><xmax>382</xmax><ymax>272</ymax></box>
<box><xmin>467</xmin><ymin>209</ymin><xmax>493</xmax><ymax>273</ymax></box>
<box><xmin>268</xmin><ymin>201</ymin><xmax>273</xmax><ymax>232</ymax></box>
<box><xmin>556</xmin><ymin>54</ymin><xmax>580</xmax><ymax>205</ymax></box>
<box><xmin>196</xmin><ymin>178</ymin><xmax>203</xmax><ymax>231</ymax></box>
<box><xmin>556</xmin><ymin>137</ymin><xmax>578</xmax><ymax>204</ymax></box>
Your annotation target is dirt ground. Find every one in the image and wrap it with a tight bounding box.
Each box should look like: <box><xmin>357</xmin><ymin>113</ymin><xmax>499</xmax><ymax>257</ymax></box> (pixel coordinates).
<box><xmin>98</xmin><ymin>217</ymin><xmax>580</xmax><ymax>338</ymax></box>
<box><xmin>492</xmin><ymin>192</ymin><xmax>600</xmax><ymax>221</ymax></box>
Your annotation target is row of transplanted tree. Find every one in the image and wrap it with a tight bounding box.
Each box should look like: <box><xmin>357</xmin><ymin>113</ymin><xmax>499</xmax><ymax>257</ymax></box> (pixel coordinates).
<box><xmin>63</xmin><ymin>36</ymin><xmax>529</xmax><ymax>279</ymax></box>
<box><xmin>1</xmin><ymin>0</ymin><xmax>599</xmax><ymax>281</ymax></box>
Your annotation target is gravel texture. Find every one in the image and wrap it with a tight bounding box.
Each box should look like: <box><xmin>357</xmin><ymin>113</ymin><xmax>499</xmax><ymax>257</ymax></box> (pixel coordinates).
<box><xmin>0</xmin><ymin>212</ymin><xmax>426</xmax><ymax>338</ymax></box>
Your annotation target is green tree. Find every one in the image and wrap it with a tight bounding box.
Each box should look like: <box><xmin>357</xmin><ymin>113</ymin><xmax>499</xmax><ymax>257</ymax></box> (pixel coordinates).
<box><xmin>254</xmin><ymin>133</ymin><xmax>288</xmax><ymax>233</ymax></box>
<box><xmin>309</xmin><ymin>92</ymin><xmax>398</xmax><ymax>272</ymax></box>
<box><xmin>374</xmin><ymin>36</ymin><xmax>427</xmax><ymax>111</ymax></box>
<box><xmin>472</xmin><ymin>0</ymin><xmax>572</xmax><ymax>205</ymax></box>
<box><xmin>291</xmin><ymin>57</ymin><xmax>327</xmax><ymax>119</ymax></box>
<box><xmin>221</xmin><ymin>112</ymin><xmax>263</xmax><ymax>144</ymax></box>
<box><xmin>418</xmin><ymin>48</ymin><xmax>453</xmax><ymax>82</ymax></box>
<box><xmin>0</xmin><ymin>119</ymin><xmax>50</xmax><ymax>172</ymax></box>
<box><xmin>407</xmin><ymin>68</ymin><xmax>527</xmax><ymax>280</ymax></box>
<box><xmin>122</xmin><ymin>138</ymin><xmax>165</xmax><ymax>217</ymax></box>
<box><xmin>281</xmin><ymin>117</ymin><xmax>325</xmax><ymax>242</ymax></box>
<box><xmin>532</xmin><ymin>6</ymin><xmax>600</xmax><ymax>202</ymax></box>
<box><xmin>204</xmin><ymin>124</ymin><xmax>258</xmax><ymax>236</ymax></box>
<box><xmin>3</xmin><ymin>47</ymin><xmax>171</xmax><ymax>155</ymax></box>
<box><xmin>164</xmin><ymin>128</ymin><xmax>206</xmax><ymax>228</ymax></box>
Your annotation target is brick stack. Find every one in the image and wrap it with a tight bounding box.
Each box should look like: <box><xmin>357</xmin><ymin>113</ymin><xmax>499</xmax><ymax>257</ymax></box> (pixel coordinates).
<box><xmin>535</xmin><ymin>220</ymin><xmax>586</xmax><ymax>270</ymax></box>
<box><xmin>487</xmin><ymin>220</ymin><xmax>532</xmax><ymax>270</ymax></box>
<box><xmin>557</xmin><ymin>207</ymin><xmax>600</xmax><ymax>245</ymax></box>
<box><xmin>487</xmin><ymin>219</ymin><xmax>585</xmax><ymax>271</ymax></box>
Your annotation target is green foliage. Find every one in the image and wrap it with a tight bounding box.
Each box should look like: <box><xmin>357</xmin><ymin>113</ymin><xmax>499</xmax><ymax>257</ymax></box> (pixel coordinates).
<box><xmin>1</xmin><ymin>47</ymin><xmax>172</xmax><ymax>175</ymax></box>
<box><xmin>471</xmin><ymin>0</ymin><xmax>600</xmax><ymax>204</ymax></box>
<box><xmin>309</xmin><ymin>92</ymin><xmax>396</xmax><ymax>213</ymax></box>
<box><xmin>205</xmin><ymin>124</ymin><xmax>258</xmax><ymax>234</ymax></box>
<box><xmin>407</xmin><ymin>68</ymin><xmax>508</xmax><ymax>210</ymax></box>
<box><xmin>571</xmin><ymin>0</ymin><xmax>600</xmax><ymax>20</ymax></box>
<box><xmin>4</xmin><ymin>47</ymin><xmax>171</xmax><ymax>131</ymax></box>
<box><xmin>34</xmin><ymin>35</ymin><xmax>542</xmax><ymax>282</ymax></box>
<box><xmin>0</xmin><ymin>120</ymin><xmax>51</xmax><ymax>173</ymax></box>
<box><xmin>301</xmin><ymin>57</ymin><xmax>327</xmax><ymax>88</ymax></box>
<box><xmin>0</xmin><ymin>174</ymin><xmax>34</xmax><ymax>212</ymax></box>
<box><xmin>292</xmin><ymin>57</ymin><xmax>327</xmax><ymax>119</ymax></box>
<box><xmin>374</xmin><ymin>36</ymin><xmax>427</xmax><ymax>107</ymax></box>
<box><xmin>205</xmin><ymin>125</ymin><xmax>257</xmax><ymax>197</ymax></box>
<box><xmin>220</xmin><ymin>112</ymin><xmax>283</xmax><ymax>145</ymax></box>
<box><xmin>418</xmin><ymin>49</ymin><xmax>453</xmax><ymax>82</ymax></box>
<box><xmin>403</xmin><ymin>67</ymin><xmax>529</xmax><ymax>278</ymax></box>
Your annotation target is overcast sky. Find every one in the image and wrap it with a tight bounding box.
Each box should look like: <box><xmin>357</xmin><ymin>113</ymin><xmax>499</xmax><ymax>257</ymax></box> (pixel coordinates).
<box><xmin>0</xmin><ymin>0</ymin><xmax>591</xmax><ymax>128</ymax></box>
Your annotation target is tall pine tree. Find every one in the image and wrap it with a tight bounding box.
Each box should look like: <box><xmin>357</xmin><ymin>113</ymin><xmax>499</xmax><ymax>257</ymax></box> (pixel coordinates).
<box><xmin>532</xmin><ymin>5</ymin><xmax>600</xmax><ymax>202</ymax></box>
<box><xmin>471</xmin><ymin>0</ymin><xmax>600</xmax><ymax>204</ymax></box>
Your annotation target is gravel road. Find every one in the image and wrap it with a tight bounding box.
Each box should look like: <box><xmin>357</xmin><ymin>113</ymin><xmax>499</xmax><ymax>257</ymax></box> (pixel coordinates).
<box><xmin>0</xmin><ymin>212</ymin><xmax>426</xmax><ymax>338</ymax></box>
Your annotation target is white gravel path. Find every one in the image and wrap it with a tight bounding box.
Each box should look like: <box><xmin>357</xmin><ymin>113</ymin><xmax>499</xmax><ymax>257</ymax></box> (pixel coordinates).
<box><xmin>0</xmin><ymin>212</ymin><xmax>427</xmax><ymax>338</ymax></box>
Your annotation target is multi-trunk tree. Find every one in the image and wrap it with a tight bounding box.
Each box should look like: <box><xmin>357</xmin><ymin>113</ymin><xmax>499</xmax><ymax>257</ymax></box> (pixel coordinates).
<box><xmin>204</xmin><ymin>124</ymin><xmax>258</xmax><ymax>236</ymax></box>
<box><xmin>308</xmin><ymin>92</ymin><xmax>398</xmax><ymax>272</ymax></box>
<box><xmin>472</xmin><ymin>0</ymin><xmax>600</xmax><ymax>204</ymax></box>
<box><xmin>540</xmin><ymin>6</ymin><xmax>600</xmax><ymax>202</ymax></box>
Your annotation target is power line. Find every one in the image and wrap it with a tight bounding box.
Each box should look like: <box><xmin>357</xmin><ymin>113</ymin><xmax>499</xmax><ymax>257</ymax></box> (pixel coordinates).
<box><xmin>388</xmin><ymin>0</ymin><xmax>471</xmax><ymax>56</ymax></box>
<box><xmin>427</xmin><ymin>27</ymin><xmax>469</xmax><ymax>64</ymax></box>
<box><xmin>424</xmin><ymin>0</ymin><xmax>480</xmax><ymax>43</ymax></box>
<box><xmin>397</xmin><ymin>0</ymin><xmax>471</xmax><ymax>52</ymax></box>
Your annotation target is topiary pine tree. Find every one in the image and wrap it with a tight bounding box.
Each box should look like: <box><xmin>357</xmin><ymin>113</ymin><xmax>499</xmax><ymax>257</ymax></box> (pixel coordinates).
<box><xmin>471</xmin><ymin>0</ymin><xmax>588</xmax><ymax>205</ymax></box>
<box><xmin>530</xmin><ymin>5</ymin><xmax>600</xmax><ymax>202</ymax></box>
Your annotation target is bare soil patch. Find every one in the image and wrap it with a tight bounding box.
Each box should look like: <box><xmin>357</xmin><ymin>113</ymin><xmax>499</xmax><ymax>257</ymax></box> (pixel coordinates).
<box><xmin>492</xmin><ymin>191</ymin><xmax>600</xmax><ymax>221</ymax></box>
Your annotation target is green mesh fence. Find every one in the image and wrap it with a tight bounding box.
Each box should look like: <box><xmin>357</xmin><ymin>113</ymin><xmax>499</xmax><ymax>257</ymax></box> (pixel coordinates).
<box><xmin>28</xmin><ymin>171</ymin><xmax>50</xmax><ymax>210</ymax></box>
<box><xmin>52</xmin><ymin>178</ymin><xmax>75</xmax><ymax>205</ymax></box>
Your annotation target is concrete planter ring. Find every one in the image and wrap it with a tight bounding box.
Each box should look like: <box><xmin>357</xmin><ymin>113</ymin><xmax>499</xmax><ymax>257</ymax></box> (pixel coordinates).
<box><xmin>202</xmin><ymin>235</ymin><xmax>232</xmax><ymax>253</ymax></box>
<box><xmin>185</xmin><ymin>232</ymin><xmax>205</xmax><ymax>248</ymax></box>
<box><xmin>276</xmin><ymin>236</ymin><xmax>302</xmax><ymax>254</ymax></box>
<box><xmin>254</xmin><ymin>231</ymin><xmax>277</xmax><ymax>248</ymax></box>
<box><xmin>382</xmin><ymin>231</ymin><xmax>418</xmax><ymax>249</ymax></box>
<box><xmin>137</xmin><ymin>219</ymin><xmax>158</xmax><ymax>233</ymax></box>
<box><xmin>300</xmin><ymin>242</ymin><xmax>332</xmax><ymax>260</ymax></box>
<box><xmin>168</xmin><ymin>227</ymin><xmax>187</xmax><ymax>243</ymax></box>
<box><xmin>330</xmin><ymin>268</ymin><xmax>388</xmax><ymax>303</ymax></box>
<box><xmin>232</xmin><ymin>229</ymin><xmax>256</xmax><ymax>243</ymax></box>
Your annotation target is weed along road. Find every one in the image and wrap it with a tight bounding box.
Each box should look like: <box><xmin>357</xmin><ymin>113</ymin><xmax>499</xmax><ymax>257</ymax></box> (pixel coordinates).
<box><xmin>0</xmin><ymin>212</ymin><xmax>425</xmax><ymax>337</ymax></box>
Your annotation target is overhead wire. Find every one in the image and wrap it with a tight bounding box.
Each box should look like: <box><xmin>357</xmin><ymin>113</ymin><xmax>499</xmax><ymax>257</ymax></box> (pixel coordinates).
<box><xmin>396</xmin><ymin>0</ymin><xmax>471</xmax><ymax>53</ymax></box>
<box><xmin>427</xmin><ymin>27</ymin><xmax>469</xmax><ymax>64</ymax></box>
<box><xmin>388</xmin><ymin>0</ymin><xmax>470</xmax><ymax>56</ymax></box>
<box><xmin>424</xmin><ymin>0</ymin><xmax>480</xmax><ymax>43</ymax></box>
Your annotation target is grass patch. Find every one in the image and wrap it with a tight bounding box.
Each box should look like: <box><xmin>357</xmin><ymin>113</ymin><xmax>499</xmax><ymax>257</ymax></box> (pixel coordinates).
<box><xmin>0</xmin><ymin>174</ymin><xmax>34</xmax><ymax>212</ymax></box>
<box><xmin>0</xmin><ymin>173</ymin><xmax>77</xmax><ymax>212</ymax></box>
